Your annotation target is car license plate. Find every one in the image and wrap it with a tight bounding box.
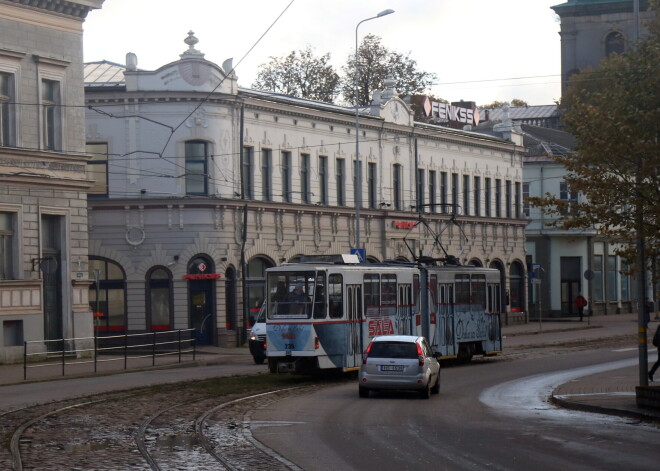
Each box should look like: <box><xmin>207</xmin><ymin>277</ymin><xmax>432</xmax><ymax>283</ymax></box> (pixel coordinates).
<box><xmin>380</xmin><ymin>365</ymin><xmax>404</xmax><ymax>372</ymax></box>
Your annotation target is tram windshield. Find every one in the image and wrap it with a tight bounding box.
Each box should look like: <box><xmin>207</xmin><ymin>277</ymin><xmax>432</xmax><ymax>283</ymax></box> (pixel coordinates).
<box><xmin>267</xmin><ymin>271</ymin><xmax>318</xmax><ymax>319</ymax></box>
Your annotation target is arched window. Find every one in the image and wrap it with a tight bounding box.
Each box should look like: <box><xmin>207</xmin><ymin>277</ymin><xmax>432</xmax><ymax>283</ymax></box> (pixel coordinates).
<box><xmin>509</xmin><ymin>261</ymin><xmax>525</xmax><ymax>313</ymax></box>
<box><xmin>89</xmin><ymin>257</ymin><xmax>126</xmax><ymax>333</ymax></box>
<box><xmin>147</xmin><ymin>267</ymin><xmax>172</xmax><ymax>331</ymax></box>
<box><xmin>605</xmin><ymin>31</ymin><xmax>625</xmax><ymax>56</ymax></box>
<box><xmin>247</xmin><ymin>256</ymin><xmax>275</xmax><ymax>316</ymax></box>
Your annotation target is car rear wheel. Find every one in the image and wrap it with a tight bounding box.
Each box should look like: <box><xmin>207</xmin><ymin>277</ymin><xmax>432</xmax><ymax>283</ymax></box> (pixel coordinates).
<box><xmin>431</xmin><ymin>374</ymin><xmax>440</xmax><ymax>394</ymax></box>
<box><xmin>419</xmin><ymin>381</ymin><xmax>431</xmax><ymax>399</ymax></box>
<box><xmin>253</xmin><ymin>355</ymin><xmax>265</xmax><ymax>365</ymax></box>
<box><xmin>359</xmin><ymin>386</ymin><xmax>370</xmax><ymax>398</ymax></box>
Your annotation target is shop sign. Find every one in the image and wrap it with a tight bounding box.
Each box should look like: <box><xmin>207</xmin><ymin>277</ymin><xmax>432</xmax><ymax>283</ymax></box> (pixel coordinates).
<box><xmin>392</xmin><ymin>220</ymin><xmax>416</xmax><ymax>229</ymax></box>
<box><xmin>422</xmin><ymin>97</ymin><xmax>480</xmax><ymax>126</ymax></box>
<box><xmin>184</xmin><ymin>273</ymin><xmax>222</xmax><ymax>280</ymax></box>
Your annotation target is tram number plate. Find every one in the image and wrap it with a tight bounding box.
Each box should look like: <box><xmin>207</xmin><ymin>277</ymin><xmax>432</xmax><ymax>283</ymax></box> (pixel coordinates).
<box><xmin>380</xmin><ymin>365</ymin><xmax>404</xmax><ymax>372</ymax></box>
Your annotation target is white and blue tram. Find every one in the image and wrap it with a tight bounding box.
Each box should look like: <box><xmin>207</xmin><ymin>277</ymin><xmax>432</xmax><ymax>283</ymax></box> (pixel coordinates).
<box><xmin>265</xmin><ymin>257</ymin><xmax>502</xmax><ymax>374</ymax></box>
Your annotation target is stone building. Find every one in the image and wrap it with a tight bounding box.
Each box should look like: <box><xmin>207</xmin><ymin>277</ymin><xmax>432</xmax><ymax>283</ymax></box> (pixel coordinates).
<box><xmin>0</xmin><ymin>0</ymin><xmax>104</xmax><ymax>362</ymax></box>
<box><xmin>84</xmin><ymin>34</ymin><xmax>528</xmax><ymax>347</ymax></box>
<box><xmin>552</xmin><ymin>0</ymin><xmax>653</xmax><ymax>91</ymax></box>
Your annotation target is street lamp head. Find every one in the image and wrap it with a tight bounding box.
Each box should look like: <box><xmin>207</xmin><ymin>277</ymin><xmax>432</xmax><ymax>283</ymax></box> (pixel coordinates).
<box><xmin>377</xmin><ymin>9</ymin><xmax>395</xmax><ymax>17</ymax></box>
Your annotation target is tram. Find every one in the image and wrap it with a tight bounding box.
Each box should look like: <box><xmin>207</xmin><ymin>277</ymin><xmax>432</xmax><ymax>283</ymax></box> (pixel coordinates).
<box><xmin>265</xmin><ymin>255</ymin><xmax>502</xmax><ymax>374</ymax></box>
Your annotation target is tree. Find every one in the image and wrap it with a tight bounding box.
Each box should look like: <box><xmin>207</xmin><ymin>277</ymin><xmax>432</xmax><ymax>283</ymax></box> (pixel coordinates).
<box><xmin>341</xmin><ymin>34</ymin><xmax>437</xmax><ymax>106</ymax></box>
<box><xmin>528</xmin><ymin>3</ymin><xmax>660</xmax><ymax>277</ymax></box>
<box><xmin>480</xmin><ymin>99</ymin><xmax>528</xmax><ymax>108</ymax></box>
<box><xmin>252</xmin><ymin>46</ymin><xmax>339</xmax><ymax>103</ymax></box>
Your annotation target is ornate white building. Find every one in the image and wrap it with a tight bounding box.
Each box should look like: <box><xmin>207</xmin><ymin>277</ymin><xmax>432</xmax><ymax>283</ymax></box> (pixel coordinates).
<box><xmin>84</xmin><ymin>34</ymin><xmax>528</xmax><ymax>347</ymax></box>
<box><xmin>0</xmin><ymin>0</ymin><xmax>104</xmax><ymax>363</ymax></box>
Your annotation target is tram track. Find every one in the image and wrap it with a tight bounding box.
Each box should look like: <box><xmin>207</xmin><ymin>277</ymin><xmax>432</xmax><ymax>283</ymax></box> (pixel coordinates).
<box><xmin>0</xmin><ymin>378</ymin><xmax>328</xmax><ymax>470</ymax></box>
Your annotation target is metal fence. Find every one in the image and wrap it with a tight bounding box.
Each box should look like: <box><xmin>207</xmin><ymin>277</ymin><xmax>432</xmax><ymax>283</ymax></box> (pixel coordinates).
<box><xmin>23</xmin><ymin>329</ymin><xmax>196</xmax><ymax>380</ymax></box>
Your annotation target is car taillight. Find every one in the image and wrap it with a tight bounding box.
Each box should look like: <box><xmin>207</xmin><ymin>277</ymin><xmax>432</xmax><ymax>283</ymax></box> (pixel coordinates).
<box><xmin>363</xmin><ymin>341</ymin><xmax>373</xmax><ymax>364</ymax></box>
<box><xmin>416</xmin><ymin>342</ymin><xmax>425</xmax><ymax>366</ymax></box>
<box><xmin>315</xmin><ymin>337</ymin><xmax>319</xmax><ymax>350</ymax></box>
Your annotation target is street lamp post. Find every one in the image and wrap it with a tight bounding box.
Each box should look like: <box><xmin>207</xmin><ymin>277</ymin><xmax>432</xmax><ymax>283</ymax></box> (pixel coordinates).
<box><xmin>354</xmin><ymin>9</ymin><xmax>394</xmax><ymax>255</ymax></box>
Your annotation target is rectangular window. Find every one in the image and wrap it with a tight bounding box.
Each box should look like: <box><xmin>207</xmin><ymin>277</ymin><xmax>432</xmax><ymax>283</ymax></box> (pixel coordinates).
<box><xmin>620</xmin><ymin>263</ymin><xmax>630</xmax><ymax>301</ymax></box>
<box><xmin>417</xmin><ymin>168</ymin><xmax>425</xmax><ymax>212</ymax></box>
<box><xmin>261</xmin><ymin>148</ymin><xmax>272</xmax><ymax>201</ymax></box>
<box><xmin>86</xmin><ymin>143</ymin><xmax>108</xmax><ymax>196</ymax></box>
<box><xmin>393</xmin><ymin>164</ymin><xmax>403</xmax><ymax>211</ymax></box>
<box><xmin>560</xmin><ymin>181</ymin><xmax>578</xmax><ymax>215</ymax></box>
<box><xmin>301</xmin><ymin>153</ymin><xmax>310</xmax><ymax>204</ymax></box>
<box><xmin>41</xmin><ymin>79</ymin><xmax>60</xmax><ymax>150</ymax></box>
<box><xmin>319</xmin><ymin>156</ymin><xmax>328</xmax><ymax>205</ymax></box>
<box><xmin>523</xmin><ymin>182</ymin><xmax>530</xmax><ymax>217</ymax></box>
<box><xmin>607</xmin><ymin>255</ymin><xmax>617</xmax><ymax>302</ymax></box>
<box><xmin>185</xmin><ymin>141</ymin><xmax>208</xmax><ymax>195</ymax></box>
<box><xmin>452</xmin><ymin>173</ymin><xmax>459</xmax><ymax>215</ymax></box>
<box><xmin>515</xmin><ymin>181</ymin><xmax>521</xmax><ymax>218</ymax></box>
<box><xmin>593</xmin><ymin>255</ymin><xmax>603</xmax><ymax>302</ymax></box>
<box><xmin>281</xmin><ymin>151</ymin><xmax>291</xmax><ymax>202</ymax></box>
<box><xmin>353</xmin><ymin>158</ymin><xmax>362</xmax><ymax>210</ymax></box>
<box><xmin>336</xmin><ymin>158</ymin><xmax>345</xmax><ymax>206</ymax></box>
<box><xmin>440</xmin><ymin>171</ymin><xmax>448</xmax><ymax>214</ymax></box>
<box><xmin>0</xmin><ymin>72</ymin><xmax>16</xmax><ymax>147</ymax></box>
<box><xmin>474</xmin><ymin>176</ymin><xmax>481</xmax><ymax>216</ymax></box>
<box><xmin>485</xmin><ymin>178</ymin><xmax>492</xmax><ymax>217</ymax></box>
<box><xmin>463</xmin><ymin>175</ymin><xmax>470</xmax><ymax>216</ymax></box>
<box><xmin>0</xmin><ymin>212</ymin><xmax>15</xmax><ymax>280</ymax></box>
<box><xmin>495</xmin><ymin>179</ymin><xmax>502</xmax><ymax>217</ymax></box>
<box><xmin>505</xmin><ymin>180</ymin><xmax>512</xmax><ymax>218</ymax></box>
<box><xmin>242</xmin><ymin>146</ymin><xmax>254</xmax><ymax>199</ymax></box>
<box><xmin>368</xmin><ymin>162</ymin><xmax>377</xmax><ymax>209</ymax></box>
<box><xmin>429</xmin><ymin>170</ymin><xmax>437</xmax><ymax>213</ymax></box>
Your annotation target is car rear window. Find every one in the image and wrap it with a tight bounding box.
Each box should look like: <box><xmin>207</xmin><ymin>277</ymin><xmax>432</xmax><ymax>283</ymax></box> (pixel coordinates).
<box><xmin>369</xmin><ymin>341</ymin><xmax>418</xmax><ymax>359</ymax></box>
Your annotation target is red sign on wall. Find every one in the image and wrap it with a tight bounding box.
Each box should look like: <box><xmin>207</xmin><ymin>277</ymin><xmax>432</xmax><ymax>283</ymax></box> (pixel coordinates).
<box><xmin>184</xmin><ymin>274</ymin><xmax>221</xmax><ymax>280</ymax></box>
<box><xmin>392</xmin><ymin>220</ymin><xmax>416</xmax><ymax>229</ymax></box>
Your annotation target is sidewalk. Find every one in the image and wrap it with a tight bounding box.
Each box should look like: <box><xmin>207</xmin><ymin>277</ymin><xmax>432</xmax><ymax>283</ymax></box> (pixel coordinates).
<box><xmin>1</xmin><ymin>313</ymin><xmax>658</xmax><ymax>423</ymax></box>
<box><xmin>501</xmin><ymin>312</ymin><xmax>660</xmax><ymax>424</ymax></box>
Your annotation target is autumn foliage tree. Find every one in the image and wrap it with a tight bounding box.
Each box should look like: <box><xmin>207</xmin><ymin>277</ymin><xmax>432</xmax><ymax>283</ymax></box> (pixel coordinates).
<box><xmin>252</xmin><ymin>46</ymin><xmax>340</xmax><ymax>103</ymax></box>
<box><xmin>341</xmin><ymin>34</ymin><xmax>437</xmax><ymax>106</ymax></box>
<box><xmin>528</xmin><ymin>3</ymin><xmax>660</xmax><ymax>277</ymax></box>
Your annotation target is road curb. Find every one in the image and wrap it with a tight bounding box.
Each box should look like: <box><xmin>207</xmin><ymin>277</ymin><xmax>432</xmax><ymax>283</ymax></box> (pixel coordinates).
<box><xmin>549</xmin><ymin>395</ymin><xmax>660</xmax><ymax>425</ymax></box>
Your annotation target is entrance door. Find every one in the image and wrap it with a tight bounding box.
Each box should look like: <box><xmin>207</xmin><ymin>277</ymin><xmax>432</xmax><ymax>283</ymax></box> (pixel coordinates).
<box><xmin>41</xmin><ymin>254</ymin><xmax>62</xmax><ymax>351</ymax></box>
<box><xmin>346</xmin><ymin>284</ymin><xmax>362</xmax><ymax>369</ymax></box>
<box><xmin>190</xmin><ymin>280</ymin><xmax>214</xmax><ymax>345</ymax></box>
<box><xmin>561</xmin><ymin>257</ymin><xmax>582</xmax><ymax>316</ymax></box>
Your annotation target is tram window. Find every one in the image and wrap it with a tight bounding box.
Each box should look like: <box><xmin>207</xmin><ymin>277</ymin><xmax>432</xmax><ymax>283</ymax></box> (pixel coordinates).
<box><xmin>455</xmin><ymin>274</ymin><xmax>470</xmax><ymax>305</ymax></box>
<box><xmin>471</xmin><ymin>274</ymin><xmax>486</xmax><ymax>310</ymax></box>
<box><xmin>364</xmin><ymin>274</ymin><xmax>380</xmax><ymax>315</ymax></box>
<box><xmin>313</xmin><ymin>273</ymin><xmax>326</xmax><ymax>319</ymax></box>
<box><xmin>329</xmin><ymin>274</ymin><xmax>343</xmax><ymax>319</ymax></box>
<box><xmin>413</xmin><ymin>274</ymin><xmax>419</xmax><ymax>308</ymax></box>
<box><xmin>267</xmin><ymin>271</ymin><xmax>314</xmax><ymax>318</ymax></box>
<box><xmin>430</xmin><ymin>275</ymin><xmax>438</xmax><ymax>307</ymax></box>
<box><xmin>382</xmin><ymin>274</ymin><xmax>397</xmax><ymax>306</ymax></box>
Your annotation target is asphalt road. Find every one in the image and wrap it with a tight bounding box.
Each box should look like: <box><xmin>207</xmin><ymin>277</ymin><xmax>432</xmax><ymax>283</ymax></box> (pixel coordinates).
<box><xmin>251</xmin><ymin>347</ymin><xmax>660</xmax><ymax>471</ymax></box>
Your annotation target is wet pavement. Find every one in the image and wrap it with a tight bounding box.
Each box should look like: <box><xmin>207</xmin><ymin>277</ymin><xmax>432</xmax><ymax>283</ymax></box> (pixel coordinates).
<box><xmin>1</xmin><ymin>312</ymin><xmax>659</xmax><ymax>423</ymax></box>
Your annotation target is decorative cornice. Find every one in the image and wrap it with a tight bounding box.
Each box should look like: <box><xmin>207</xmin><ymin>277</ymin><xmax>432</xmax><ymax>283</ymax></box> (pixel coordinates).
<box><xmin>1</xmin><ymin>0</ymin><xmax>104</xmax><ymax>19</ymax></box>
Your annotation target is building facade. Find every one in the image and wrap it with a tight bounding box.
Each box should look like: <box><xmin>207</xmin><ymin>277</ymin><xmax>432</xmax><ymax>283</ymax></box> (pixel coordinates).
<box><xmin>0</xmin><ymin>0</ymin><xmax>104</xmax><ymax>362</ymax></box>
<box><xmin>84</xmin><ymin>34</ymin><xmax>528</xmax><ymax>347</ymax></box>
<box><xmin>552</xmin><ymin>0</ymin><xmax>652</xmax><ymax>91</ymax></box>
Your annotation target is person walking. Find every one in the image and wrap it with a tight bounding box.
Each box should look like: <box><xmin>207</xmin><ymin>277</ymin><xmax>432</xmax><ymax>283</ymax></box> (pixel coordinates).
<box><xmin>575</xmin><ymin>294</ymin><xmax>588</xmax><ymax>322</ymax></box>
<box><xmin>649</xmin><ymin>323</ymin><xmax>660</xmax><ymax>382</ymax></box>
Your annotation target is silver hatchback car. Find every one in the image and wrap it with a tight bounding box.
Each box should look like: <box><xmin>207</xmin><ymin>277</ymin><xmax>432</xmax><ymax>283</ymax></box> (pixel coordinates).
<box><xmin>358</xmin><ymin>335</ymin><xmax>440</xmax><ymax>399</ymax></box>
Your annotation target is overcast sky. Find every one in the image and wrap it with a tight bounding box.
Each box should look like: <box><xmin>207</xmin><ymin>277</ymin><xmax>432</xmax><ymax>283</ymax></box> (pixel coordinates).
<box><xmin>83</xmin><ymin>0</ymin><xmax>564</xmax><ymax>106</ymax></box>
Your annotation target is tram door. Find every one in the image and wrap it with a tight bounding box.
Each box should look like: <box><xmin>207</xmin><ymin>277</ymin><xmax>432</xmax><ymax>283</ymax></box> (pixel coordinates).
<box><xmin>398</xmin><ymin>284</ymin><xmax>412</xmax><ymax>335</ymax></box>
<box><xmin>346</xmin><ymin>284</ymin><xmax>362</xmax><ymax>369</ymax></box>
<box><xmin>439</xmin><ymin>284</ymin><xmax>456</xmax><ymax>357</ymax></box>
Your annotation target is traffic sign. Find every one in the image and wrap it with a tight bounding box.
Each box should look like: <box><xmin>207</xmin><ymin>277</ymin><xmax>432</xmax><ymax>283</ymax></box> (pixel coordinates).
<box><xmin>351</xmin><ymin>248</ymin><xmax>365</xmax><ymax>263</ymax></box>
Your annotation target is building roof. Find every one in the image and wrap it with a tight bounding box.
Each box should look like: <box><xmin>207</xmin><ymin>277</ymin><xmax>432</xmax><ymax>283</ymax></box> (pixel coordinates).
<box><xmin>521</xmin><ymin>124</ymin><xmax>576</xmax><ymax>158</ymax></box>
<box><xmin>84</xmin><ymin>60</ymin><xmax>127</xmax><ymax>88</ymax></box>
<box><xmin>480</xmin><ymin>105</ymin><xmax>559</xmax><ymax>121</ymax></box>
